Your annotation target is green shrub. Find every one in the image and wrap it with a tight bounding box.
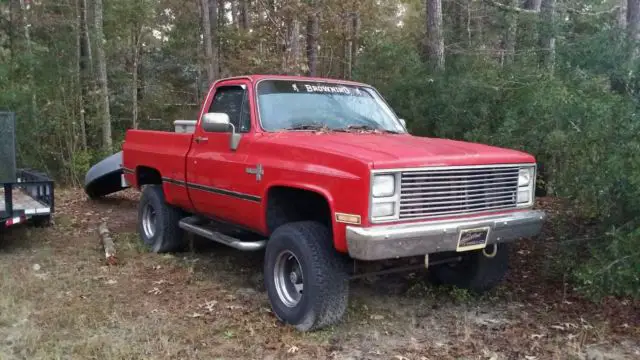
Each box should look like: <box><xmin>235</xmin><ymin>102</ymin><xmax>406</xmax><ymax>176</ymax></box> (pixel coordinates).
<box><xmin>355</xmin><ymin>34</ymin><xmax>640</xmax><ymax>300</ymax></box>
<box><xmin>575</xmin><ymin>227</ymin><xmax>640</xmax><ymax>300</ymax></box>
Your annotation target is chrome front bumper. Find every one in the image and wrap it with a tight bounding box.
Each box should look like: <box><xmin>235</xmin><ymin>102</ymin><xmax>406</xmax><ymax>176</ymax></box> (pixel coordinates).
<box><xmin>346</xmin><ymin>210</ymin><xmax>546</xmax><ymax>261</ymax></box>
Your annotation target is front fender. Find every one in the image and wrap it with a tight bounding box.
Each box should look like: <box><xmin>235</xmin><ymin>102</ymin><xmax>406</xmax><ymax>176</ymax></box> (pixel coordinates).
<box><xmin>262</xmin><ymin>181</ymin><xmax>351</xmax><ymax>252</ymax></box>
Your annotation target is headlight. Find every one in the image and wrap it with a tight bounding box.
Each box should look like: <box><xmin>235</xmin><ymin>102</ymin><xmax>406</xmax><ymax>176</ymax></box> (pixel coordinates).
<box><xmin>517</xmin><ymin>166</ymin><xmax>535</xmax><ymax>206</ymax></box>
<box><xmin>517</xmin><ymin>189</ymin><xmax>530</xmax><ymax>203</ymax></box>
<box><xmin>371</xmin><ymin>202</ymin><xmax>395</xmax><ymax>217</ymax></box>
<box><xmin>518</xmin><ymin>167</ymin><xmax>533</xmax><ymax>186</ymax></box>
<box><xmin>370</xmin><ymin>173</ymin><xmax>399</xmax><ymax>222</ymax></box>
<box><xmin>372</xmin><ymin>175</ymin><xmax>395</xmax><ymax>197</ymax></box>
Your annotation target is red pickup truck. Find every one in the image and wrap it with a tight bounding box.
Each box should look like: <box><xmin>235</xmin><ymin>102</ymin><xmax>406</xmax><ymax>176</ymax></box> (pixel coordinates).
<box><xmin>122</xmin><ymin>75</ymin><xmax>545</xmax><ymax>331</ymax></box>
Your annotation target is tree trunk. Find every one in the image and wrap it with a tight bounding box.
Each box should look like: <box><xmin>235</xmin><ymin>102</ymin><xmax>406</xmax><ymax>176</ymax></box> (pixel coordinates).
<box><xmin>75</xmin><ymin>0</ymin><xmax>87</xmax><ymax>150</ymax></box>
<box><xmin>79</xmin><ymin>0</ymin><xmax>92</xmax><ymax>146</ymax></box>
<box><xmin>619</xmin><ymin>0</ymin><xmax>628</xmax><ymax>28</ymax></box>
<box><xmin>475</xmin><ymin>0</ymin><xmax>485</xmax><ymax>51</ymax></box>
<box><xmin>539</xmin><ymin>0</ymin><xmax>556</xmax><ymax>71</ymax></box>
<box><xmin>289</xmin><ymin>19</ymin><xmax>301</xmax><ymax>74</ymax></box>
<box><xmin>425</xmin><ymin>0</ymin><xmax>445</xmax><ymax>71</ymax></box>
<box><xmin>267</xmin><ymin>0</ymin><xmax>276</xmax><ymax>16</ymax></box>
<box><xmin>94</xmin><ymin>0</ymin><xmax>112</xmax><ymax>152</ymax></box>
<box><xmin>18</xmin><ymin>0</ymin><xmax>32</xmax><ymax>60</ymax></box>
<box><xmin>217</xmin><ymin>0</ymin><xmax>225</xmax><ymax>27</ymax></box>
<box><xmin>344</xmin><ymin>14</ymin><xmax>352</xmax><ymax>79</ymax></box>
<box><xmin>202</xmin><ymin>0</ymin><xmax>217</xmax><ymax>83</ymax></box>
<box><xmin>230</xmin><ymin>0</ymin><xmax>238</xmax><ymax>28</ymax></box>
<box><xmin>19</xmin><ymin>0</ymin><xmax>37</xmax><ymax>122</ymax></box>
<box><xmin>209</xmin><ymin>0</ymin><xmax>219</xmax><ymax>79</ymax></box>
<box><xmin>504</xmin><ymin>0</ymin><xmax>519</xmax><ymax>65</ymax></box>
<box><xmin>9</xmin><ymin>0</ymin><xmax>15</xmax><ymax>62</ymax></box>
<box><xmin>239</xmin><ymin>0</ymin><xmax>250</xmax><ymax>30</ymax></box>
<box><xmin>628</xmin><ymin>0</ymin><xmax>640</xmax><ymax>43</ymax></box>
<box><xmin>81</xmin><ymin>0</ymin><xmax>93</xmax><ymax>76</ymax></box>
<box><xmin>351</xmin><ymin>12</ymin><xmax>360</xmax><ymax>73</ymax></box>
<box><xmin>523</xmin><ymin>0</ymin><xmax>541</xmax><ymax>61</ymax></box>
<box><xmin>132</xmin><ymin>29</ymin><xmax>141</xmax><ymax>130</ymax></box>
<box><xmin>524</xmin><ymin>0</ymin><xmax>541</xmax><ymax>11</ymax></box>
<box><xmin>306</xmin><ymin>1</ymin><xmax>320</xmax><ymax>76</ymax></box>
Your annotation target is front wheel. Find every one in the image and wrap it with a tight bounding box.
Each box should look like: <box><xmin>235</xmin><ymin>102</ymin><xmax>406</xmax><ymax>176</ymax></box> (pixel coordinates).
<box><xmin>428</xmin><ymin>243</ymin><xmax>509</xmax><ymax>293</ymax></box>
<box><xmin>264</xmin><ymin>221</ymin><xmax>349</xmax><ymax>332</ymax></box>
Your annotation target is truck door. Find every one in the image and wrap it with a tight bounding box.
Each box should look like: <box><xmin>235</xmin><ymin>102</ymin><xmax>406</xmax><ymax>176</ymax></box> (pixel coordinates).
<box><xmin>186</xmin><ymin>80</ymin><xmax>261</xmax><ymax>231</ymax></box>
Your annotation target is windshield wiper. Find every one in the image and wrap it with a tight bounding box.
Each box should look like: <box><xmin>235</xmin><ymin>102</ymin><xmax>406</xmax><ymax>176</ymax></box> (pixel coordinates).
<box><xmin>286</xmin><ymin>124</ymin><xmax>329</xmax><ymax>131</ymax></box>
<box><xmin>340</xmin><ymin>124</ymin><xmax>400</xmax><ymax>134</ymax></box>
<box><xmin>345</xmin><ymin>124</ymin><xmax>376</xmax><ymax>131</ymax></box>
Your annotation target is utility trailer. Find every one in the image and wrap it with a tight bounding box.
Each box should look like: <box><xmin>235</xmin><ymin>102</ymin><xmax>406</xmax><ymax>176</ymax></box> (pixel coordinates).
<box><xmin>0</xmin><ymin>112</ymin><xmax>54</xmax><ymax>229</ymax></box>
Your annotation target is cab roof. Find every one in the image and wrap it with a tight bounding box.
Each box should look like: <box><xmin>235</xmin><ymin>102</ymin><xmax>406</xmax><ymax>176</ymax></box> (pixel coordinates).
<box><xmin>214</xmin><ymin>74</ymin><xmax>370</xmax><ymax>87</ymax></box>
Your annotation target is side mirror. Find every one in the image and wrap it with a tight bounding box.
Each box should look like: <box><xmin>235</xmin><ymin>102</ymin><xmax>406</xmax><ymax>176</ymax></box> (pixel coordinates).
<box><xmin>201</xmin><ymin>112</ymin><xmax>243</xmax><ymax>151</ymax></box>
<box><xmin>202</xmin><ymin>112</ymin><xmax>231</xmax><ymax>132</ymax></box>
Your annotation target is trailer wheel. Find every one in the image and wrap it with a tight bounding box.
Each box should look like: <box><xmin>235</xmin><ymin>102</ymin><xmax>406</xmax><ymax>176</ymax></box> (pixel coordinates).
<box><xmin>264</xmin><ymin>221</ymin><xmax>349</xmax><ymax>332</ymax></box>
<box><xmin>428</xmin><ymin>243</ymin><xmax>509</xmax><ymax>293</ymax></box>
<box><xmin>32</xmin><ymin>215</ymin><xmax>51</xmax><ymax>228</ymax></box>
<box><xmin>137</xmin><ymin>185</ymin><xmax>184</xmax><ymax>253</ymax></box>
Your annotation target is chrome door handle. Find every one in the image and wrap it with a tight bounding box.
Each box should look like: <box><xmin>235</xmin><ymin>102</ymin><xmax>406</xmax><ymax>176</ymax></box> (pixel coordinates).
<box><xmin>194</xmin><ymin>136</ymin><xmax>208</xmax><ymax>144</ymax></box>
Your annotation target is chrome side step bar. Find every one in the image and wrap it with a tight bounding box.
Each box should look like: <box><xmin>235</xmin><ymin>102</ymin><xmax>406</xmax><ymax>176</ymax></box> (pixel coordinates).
<box><xmin>178</xmin><ymin>216</ymin><xmax>266</xmax><ymax>251</ymax></box>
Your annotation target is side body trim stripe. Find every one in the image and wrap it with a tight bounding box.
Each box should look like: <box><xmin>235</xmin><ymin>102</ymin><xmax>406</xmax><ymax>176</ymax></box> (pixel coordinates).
<box><xmin>160</xmin><ymin>176</ymin><xmax>261</xmax><ymax>203</ymax></box>
<box><xmin>186</xmin><ymin>182</ymin><xmax>261</xmax><ymax>203</ymax></box>
<box><xmin>162</xmin><ymin>177</ymin><xmax>185</xmax><ymax>187</ymax></box>
<box><xmin>125</xmin><ymin>168</ymin><xmax>261</xmax><ymax>203</ymax></box>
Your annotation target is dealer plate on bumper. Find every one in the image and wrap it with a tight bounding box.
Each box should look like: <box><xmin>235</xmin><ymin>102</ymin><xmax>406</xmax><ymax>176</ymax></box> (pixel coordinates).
<box><xmin>456</xmin><ymin>227</ymin><xmax>491</xmax><ymax>252</ymax></box>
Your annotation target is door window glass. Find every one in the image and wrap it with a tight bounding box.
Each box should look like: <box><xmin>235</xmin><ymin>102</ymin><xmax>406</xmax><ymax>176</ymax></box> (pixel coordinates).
<box><xmin>206</xmin><ymin>85</ymin><xmax>251</xmax><ymax>132</ymax></box>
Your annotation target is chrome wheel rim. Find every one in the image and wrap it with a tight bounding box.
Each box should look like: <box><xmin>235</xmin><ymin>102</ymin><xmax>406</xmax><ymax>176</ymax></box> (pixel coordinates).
<box><xmin>142</xmin><ymin>204</ymin><xmax>157</xmax><ymax>239</ymax></box>
<box><xmin>274</xmin><ymin>250</ymin><xmax>304</xmax><ymax>307</ymax></box>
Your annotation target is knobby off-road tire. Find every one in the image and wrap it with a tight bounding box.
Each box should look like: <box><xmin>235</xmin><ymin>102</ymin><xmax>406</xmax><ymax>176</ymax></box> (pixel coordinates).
<box><xmin>428</xmin><ymin>243</ymin><xmax>509</xmax><ymax>293</ymax></box>
<box><xmin>137</xmin><ymin>185</ymin><xmax>184</xmax><ymax>253</ymax></box>
<box><xmin>264</xmin><ymin>221</ymin><xmax>349</xmax><ymax>332</ymax></box>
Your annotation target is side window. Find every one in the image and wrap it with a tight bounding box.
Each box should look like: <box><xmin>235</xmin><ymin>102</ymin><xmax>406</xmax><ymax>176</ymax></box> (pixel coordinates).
<box><xmin>206</xmin><ymin>85</ymin><xmax>251</xmax><ymax>133</ymax></box>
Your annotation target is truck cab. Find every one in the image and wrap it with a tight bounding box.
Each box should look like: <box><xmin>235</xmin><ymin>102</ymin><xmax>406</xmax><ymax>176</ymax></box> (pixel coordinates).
<box><xmin>122</xmin><ymin>75</ymin><xmax>545</xmax><ymax>331</ymax></box>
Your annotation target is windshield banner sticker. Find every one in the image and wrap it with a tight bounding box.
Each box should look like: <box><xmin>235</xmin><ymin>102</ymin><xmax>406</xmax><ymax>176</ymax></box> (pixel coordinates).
<box><xmin>303</xmin><ymin>84</ymin><xmax>351</xmax><ymax>94</ymax></box>
<box><xmin>259</xmin><ymin>79</ymin><xmax>368</xmax><ymax>96</ymax></box>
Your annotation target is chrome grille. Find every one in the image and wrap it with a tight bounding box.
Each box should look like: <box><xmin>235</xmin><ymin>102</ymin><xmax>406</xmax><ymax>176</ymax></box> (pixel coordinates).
<box><xmin>399</xmin><ymin>166</ymin><xmax>520</xmax><ymax>219</ymax></box>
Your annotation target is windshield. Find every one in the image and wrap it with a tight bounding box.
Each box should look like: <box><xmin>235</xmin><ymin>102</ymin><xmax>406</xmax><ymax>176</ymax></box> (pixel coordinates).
<box><xmin>256</xmin><ymin>80</ymin><xmax>406</xmax><ymax>133</ymax></box>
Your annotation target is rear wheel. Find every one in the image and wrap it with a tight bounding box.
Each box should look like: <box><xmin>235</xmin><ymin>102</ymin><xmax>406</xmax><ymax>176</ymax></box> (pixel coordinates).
<box><xmin>137</xmin><ymin>185</ymin><xmax>184</xmax><ymax>253</ymax></box>
<box><xmin>264</xmin><ymin>221</ymin><xmax>349</xmax><ymax>331</ymax></box>
<box><xmin>428</xmin><ymin>243</ymin><xmax>509</xmax><ymax>293</ymax></box>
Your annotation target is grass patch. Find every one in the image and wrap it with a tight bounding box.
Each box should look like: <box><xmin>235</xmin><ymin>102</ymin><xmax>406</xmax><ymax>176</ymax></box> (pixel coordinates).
<box><xmin>115</xmin><ymin>231</ymin><xmax>149</xmax><ymax>254</ymax></box>
<box><xmin>1</xmin><ymin>190</ymin><xmax>638</xmax><ymax>359</ymax></box>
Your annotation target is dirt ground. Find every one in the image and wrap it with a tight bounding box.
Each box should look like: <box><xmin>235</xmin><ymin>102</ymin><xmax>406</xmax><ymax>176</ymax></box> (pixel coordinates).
<box><xmin>1</xmin><ymin>189</ymin><xmax>638</xmax><ymax>360</ymax></box>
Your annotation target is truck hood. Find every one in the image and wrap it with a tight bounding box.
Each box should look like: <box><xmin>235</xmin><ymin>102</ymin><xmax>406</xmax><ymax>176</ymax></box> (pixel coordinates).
<box><xmin>259</xmin><ymin>132</ymin><xmax>535</xmax><ymax>169</ymax></box>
